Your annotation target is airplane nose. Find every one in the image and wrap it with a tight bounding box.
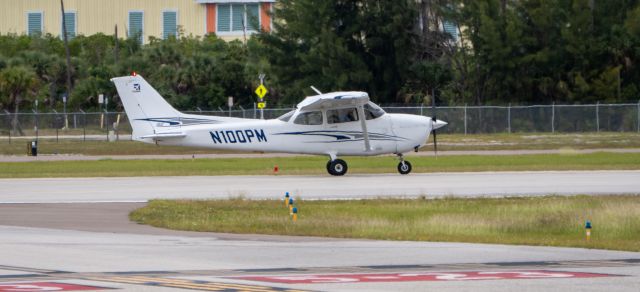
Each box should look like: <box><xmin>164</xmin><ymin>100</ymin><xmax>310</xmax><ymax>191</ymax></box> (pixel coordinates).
<box><xmin>433</xmin><ymin>119</ymin><xmax>447</xmax><ymax>130</ymax></box>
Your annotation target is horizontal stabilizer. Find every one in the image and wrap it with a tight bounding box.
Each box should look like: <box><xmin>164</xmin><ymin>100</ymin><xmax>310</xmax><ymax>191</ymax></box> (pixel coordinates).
<box><xmin>140</xmin><ymin>132</ymin><xmax>186</xmax><ymax>140</ymax></box>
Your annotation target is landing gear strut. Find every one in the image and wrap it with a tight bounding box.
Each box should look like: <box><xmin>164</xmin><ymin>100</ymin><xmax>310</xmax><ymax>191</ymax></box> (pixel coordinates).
<box><xmin>327</xmin><ymin>159</ymin><xmax>348</xmax><ymax>176</ymax></box>
<box><xmin>397</xmin><ymin>154</ymin><xmax>412</xmax><ymax>175</ymax></box>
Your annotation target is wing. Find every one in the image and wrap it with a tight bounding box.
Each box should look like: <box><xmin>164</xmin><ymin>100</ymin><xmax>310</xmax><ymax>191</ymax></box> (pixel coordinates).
<box><xmin>296</xmin><ymin>92</ymin><xmax>370</xmax><ymax>111</ymax></box>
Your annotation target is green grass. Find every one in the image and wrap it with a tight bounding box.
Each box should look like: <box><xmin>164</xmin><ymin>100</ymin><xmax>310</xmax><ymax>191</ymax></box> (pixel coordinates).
<box><xmin>1</xmin><ymin>132</ymin><xmax>640</xmax><ymax>155</ymax></box>
<box><xmin>130</xmin><ymin>195</ymin><xmax>640</xmax><ymax>252</ymax></box>
<box><xmin>2</xmin><ymin>152</ymin><xmax>640</xmax><ymax>178</ymax></box>
<box><xmin>0</xmin><ymin>139</ymin><xmax>228</xmax><ymax>156</ymax></box>
<box><xmin>422</xmin><ymin>132</ymin><xmax>640</xmax><ymax>151</ymax></box>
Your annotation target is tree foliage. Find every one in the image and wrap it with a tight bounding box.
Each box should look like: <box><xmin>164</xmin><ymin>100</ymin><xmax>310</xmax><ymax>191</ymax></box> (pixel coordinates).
<box><xmin>2</xmin><ymin>0</ymin><xmax>640</xmax><ymax>113</ymax></box>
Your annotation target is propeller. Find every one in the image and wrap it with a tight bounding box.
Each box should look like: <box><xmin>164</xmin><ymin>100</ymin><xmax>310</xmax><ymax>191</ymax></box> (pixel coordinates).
<box><xmin>431</xmin><ymin>89</ymin><xmax>438</xmax><ymax>157</ymax></box>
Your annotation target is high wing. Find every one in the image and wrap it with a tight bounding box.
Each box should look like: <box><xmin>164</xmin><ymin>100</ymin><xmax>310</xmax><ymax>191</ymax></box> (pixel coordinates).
<box><xmin>296</xmin><ymin>92</ymin><xmax>369</xmax><ymax>111</ymax></box>
<box><xmin>297</xmin><ymin>92</ymin><xmax>372</xmax><ymax>152</ymax></box>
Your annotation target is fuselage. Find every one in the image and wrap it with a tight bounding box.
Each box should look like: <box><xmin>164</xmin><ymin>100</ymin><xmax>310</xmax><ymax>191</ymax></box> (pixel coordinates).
<box><xmin>148</xmin><ymin>109</ymin><xmax>434</xmax><ymax>157</ymax></box>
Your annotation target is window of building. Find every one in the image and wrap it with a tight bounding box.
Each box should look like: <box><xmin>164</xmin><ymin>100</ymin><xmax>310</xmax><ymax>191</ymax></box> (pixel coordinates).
<box><xmin>163</xmin><ymin>11</ymin><xmax>177</xmax><ymax>39</ymax></box>
<box><xmin>217</xmin><ymin>3</ymin><xmax>259</xmax><ymax>33</ymax></box>
<box><xmin>27</xmin><ymin>12</ymin><xmax>43</xmax><ymax>36</ymax></box>
<box><xmin>443</xmin><ymin>20</ymin><xmax>458</xmax><ymax>42</ymax></box>
<box><xmin>128</xmin><ymin>11</ymin><xmax>144</xmax><ymax>43</ymax></box>
<box><xmin>294</xmin><ymin>111</ymin><xmax>323</xmax><ymax>125</ymax></box>
<box><xmin>61</xmin><ymin>11</ymin><xmax>76</xmax><ymax>39</ymax></box>
<box><xmin>327</xmin><ymin>108</ymin><xmax>359</xmax><ymax>124</ymax></box>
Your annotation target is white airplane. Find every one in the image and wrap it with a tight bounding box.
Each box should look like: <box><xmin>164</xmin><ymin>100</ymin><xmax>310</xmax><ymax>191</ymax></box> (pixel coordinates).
<box><xmin>111</xmin><ymin>74</ymin><xmax>447</xmax><ymax>176</ymax></box>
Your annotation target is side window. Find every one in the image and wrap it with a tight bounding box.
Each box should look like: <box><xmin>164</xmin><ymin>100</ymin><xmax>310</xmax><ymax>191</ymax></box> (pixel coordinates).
<box><xmin>327</xmin><ymin>108</ymin><xmax>359</xmax><ymax>124</ymax></box>
<box><xmin>294</xmin><ymin>111</ymin><xmax>323</xmax><ymax>125</ymax></box>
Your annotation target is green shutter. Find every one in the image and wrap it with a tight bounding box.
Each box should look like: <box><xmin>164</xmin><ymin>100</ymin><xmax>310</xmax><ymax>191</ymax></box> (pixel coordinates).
<box><xmin>63</xmin><ymin>12</ymin><xmax>75</xmax><ymax>39</ymax></box>
<box><xmin>443</xmin><ymin>21</ymin><xmax>458</xmax><ymax>41</ymax></box>
<box><xmin>246</xmin><ymin>4</ymin><xmax>259</xmax><ymax>31</ymax></box>
<box><xmin>163</xmin><ymin>11</ymin><xmax>177</xmax><ymax>39</ymax></box>
<box><xmin>217</xmin><ymin>4</ymin><xmax>230</xmax><ymax>32</ymax></box>
<box><xmin>231</xmin><ymin>4</ymin><xmax>244</xmax><ymax>31</ymax></box>
<box><xmin>28</xmin><ymin>12</ymin><xmax>42</xmax><ymax>36</ymax></box>
<box><xmin>129</xmin><ymin>11</ymin><xmax>143</xmax><ymax>43</ymax></box>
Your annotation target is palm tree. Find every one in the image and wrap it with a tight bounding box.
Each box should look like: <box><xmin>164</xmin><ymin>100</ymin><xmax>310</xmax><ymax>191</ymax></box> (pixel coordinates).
<box><xmin>0</xmin><ymin>66</ymin><xmax>38</xmax><ymax>135</ymax></box>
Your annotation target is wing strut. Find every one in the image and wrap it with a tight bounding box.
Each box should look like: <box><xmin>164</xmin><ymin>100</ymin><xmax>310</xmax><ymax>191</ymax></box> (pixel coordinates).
<box><xmin>357</xmin><ymin>105</ymin><xmax>371</xmax><ymax>152</ymax></box>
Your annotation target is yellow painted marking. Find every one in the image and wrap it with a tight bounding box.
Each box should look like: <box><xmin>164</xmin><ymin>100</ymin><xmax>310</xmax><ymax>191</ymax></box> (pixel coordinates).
<box><xmin>86</xmin><ymin>275</ymin><xmax>305</xmax><ymax>292</ymax></box>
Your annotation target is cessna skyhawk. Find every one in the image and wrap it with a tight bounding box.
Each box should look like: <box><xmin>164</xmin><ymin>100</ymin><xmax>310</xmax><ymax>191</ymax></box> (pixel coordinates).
<box><xmin>111</xmin><ymin>74</ymin><xmax>447</xmax><ymax>176</ymax></box>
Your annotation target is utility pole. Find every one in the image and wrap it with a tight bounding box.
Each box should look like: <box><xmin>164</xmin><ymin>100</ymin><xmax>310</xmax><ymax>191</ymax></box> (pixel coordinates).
<box><xmin>60</xmin><ymin>0</ymin><xmax>73</xmax><ymax>106</ymax></box>
<box><xmin>114</xmin><ymin>25</ymin><xmax>119</xmax><ymax>63</ymax></box>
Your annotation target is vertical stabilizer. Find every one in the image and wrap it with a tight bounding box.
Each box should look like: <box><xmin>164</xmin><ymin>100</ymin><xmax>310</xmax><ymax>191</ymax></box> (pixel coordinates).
<box><xmin>111</xmin><ymin>74</ymin><xmax>183</xmax><ymax>141</ymax></box>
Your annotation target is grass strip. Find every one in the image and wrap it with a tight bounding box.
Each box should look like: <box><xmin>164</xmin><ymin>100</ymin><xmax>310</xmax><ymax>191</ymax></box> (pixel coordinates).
<box><xmin>130</xmin><ymin>195</ymin><xmax>640</xmax><ymax>252</ymax></box>
<box><xmin>1</xmin><ymin>152</ymin><xmax>640</xmax><ymax>178</ymax></box>
<box><xmin>2</xmin><ymin>132</ymin><xmax>640</xmax><ymax>155</ymax></box>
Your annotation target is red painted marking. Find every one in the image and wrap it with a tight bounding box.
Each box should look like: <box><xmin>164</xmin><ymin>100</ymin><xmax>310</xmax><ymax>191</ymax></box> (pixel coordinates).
<box><xmin>0</xmin><ymin>282</ymin><xmax>109</xmax><ymax>291</ymax></box>
<box><xmin>235</xmin><ymin>270</ymin><xmax>614</xmax><ymax>284</ymax></box>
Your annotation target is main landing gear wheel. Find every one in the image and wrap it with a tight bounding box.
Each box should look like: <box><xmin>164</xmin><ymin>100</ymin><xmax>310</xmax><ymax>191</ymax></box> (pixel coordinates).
<box><xmin>397</xmin><ymin>161</ymin><xmax>412</xmax><ymax>175</ymax></box>
<box><xmin>327</xmin><ymin>159</ymin><xmax>348</xmax><ymax>176</ymax></box>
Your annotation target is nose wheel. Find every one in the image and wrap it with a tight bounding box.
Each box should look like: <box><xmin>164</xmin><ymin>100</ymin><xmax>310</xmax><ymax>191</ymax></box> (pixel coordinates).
<box><xmin>396</xmin><ymin>154</ymin><xmax>412</xmax><ymax>175</ymax></box>
<box><xmin>327</xmin><ymin>159</ymin><xmax>348</xmax><ymax>176</ymax></box>
<box><xmin>397</xmin><ymin>161</ymin><xmax>412</xmax><ymax>174</ymax></box>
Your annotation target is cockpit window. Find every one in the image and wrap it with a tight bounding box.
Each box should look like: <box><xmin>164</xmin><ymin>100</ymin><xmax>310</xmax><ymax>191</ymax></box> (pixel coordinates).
<box><xmin>277</xmin><ymin>110</ymin><xmax>295</xmax><ymax>122</ymax></box>
<box><xmin>294</xmin><ymin>111</ymin><xmax>323</xmax><ymax>125</ymax></box>
<box><xmin>327</xmin><ymin>107</ymin><xmax>359</xmax><ymax>124</ymax></box>
<box><xmin>364</xmin><ymin>103</ymin><xmax>385</xmax><ymax>120</ymax></box>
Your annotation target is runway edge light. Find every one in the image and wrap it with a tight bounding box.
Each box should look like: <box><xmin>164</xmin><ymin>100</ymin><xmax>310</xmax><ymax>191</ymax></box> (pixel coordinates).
<box><xmin>292</xmin><ymin>207</ymin><xmax>298</xmax><ymax>222</ymax></box>
<box><xmin>585</xmin><ymin>220</ymin><xmax>592</xmax><ymax>241</ymax></box>
<box><xmin>289</xmin><ymin>198</ymin><xmax>294</xmax><ymax>215</ymax></box>
<box><xmin>285</xmin><ymin>192</ymin><xmax>290</xmax><ymax>207</ymax></box>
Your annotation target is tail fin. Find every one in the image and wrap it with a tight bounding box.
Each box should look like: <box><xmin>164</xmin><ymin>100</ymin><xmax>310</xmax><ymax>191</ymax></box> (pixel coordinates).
<box><xmin>111</xmin><ymin>74</ymin><xmax>183</xmax><ymax>141</ymax></box>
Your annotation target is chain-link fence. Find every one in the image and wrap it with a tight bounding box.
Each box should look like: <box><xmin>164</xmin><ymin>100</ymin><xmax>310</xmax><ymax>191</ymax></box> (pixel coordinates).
<box><xmin>383</xmin><ymin>103</ymin><xmax>640</xmax><ymax>134</ymax></box>
<box><xmin>2</xmin><ymin>103</ymin><xmax>639</xmax><ymax>141</ymax></box>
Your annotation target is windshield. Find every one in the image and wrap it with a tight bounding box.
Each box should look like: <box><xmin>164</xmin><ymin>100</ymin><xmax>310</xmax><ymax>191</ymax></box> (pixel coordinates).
<box><xmin>364</xmin><ymin>102</ymin><xmax>385</xmax><ymax>120</ymax></box>
<box><xmin>277</xmin><ymin>110</ymin><xmax>295</xmax><ymax>122</ymax></box>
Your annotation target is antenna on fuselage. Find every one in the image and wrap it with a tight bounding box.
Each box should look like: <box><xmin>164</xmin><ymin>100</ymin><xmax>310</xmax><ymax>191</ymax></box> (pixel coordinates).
<box><xmin>310</xmin><ymin>86</ymin><xmax>323</xmax><ymax>95</ymax></box>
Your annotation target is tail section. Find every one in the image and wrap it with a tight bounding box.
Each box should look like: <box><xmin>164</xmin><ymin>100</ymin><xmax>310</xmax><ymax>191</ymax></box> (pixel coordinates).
<box><xmin>111</xmin><ymin>74</ymin><xmax>183</xmax><ymax>142</ymax></box>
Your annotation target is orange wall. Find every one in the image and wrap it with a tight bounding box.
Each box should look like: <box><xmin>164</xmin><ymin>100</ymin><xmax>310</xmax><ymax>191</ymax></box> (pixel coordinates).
<box><xmin>261</xmin><ymin>3</ymin><xmax>271</xmax><ymax>32</ymax></box>
<box><xmin>206</xmin><ymin>3</ymin><xmax>216</xmax><ymax>34</ymax></box>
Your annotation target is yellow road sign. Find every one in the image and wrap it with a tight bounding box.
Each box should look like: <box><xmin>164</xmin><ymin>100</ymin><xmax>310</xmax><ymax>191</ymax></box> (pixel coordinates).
<box><xmin>255</xmin><ymin>84</ymin><xmax>268</xmax><ymax>98</ymax></box>
<box><xmin>257</xmin><ymin>102</ymin><xmax>266</xmax><ymax>109</ymax></box>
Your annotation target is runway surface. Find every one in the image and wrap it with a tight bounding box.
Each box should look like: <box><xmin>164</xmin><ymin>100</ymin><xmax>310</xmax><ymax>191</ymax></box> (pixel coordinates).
<box><xmin>1</xmin><ymin>171</ymin><xmax>639</xmax><ymax>291</ymax></box>
<box><xmin>1</xmin><ymin>203</ymin><xmax>639</xmax><ymax>292</ymax></box>
<box><xmin>1</xmin><ymin>170</ymin><xmax>639</xmax><ymax>203</ymax></box>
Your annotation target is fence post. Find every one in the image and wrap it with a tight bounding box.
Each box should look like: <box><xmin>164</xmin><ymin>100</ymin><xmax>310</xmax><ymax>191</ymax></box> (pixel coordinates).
<box><xmin>551</xmin><ymin>103</ymin><xmax>555</xmax><ymax>133</ymax></box>
<box><xmin>80</xmin><ymin>109</ymin><xmax>86</xmax><ymax>142</ymax></box>
<box><xmin>253</xmin><ymin>102</ymin><xmax>257</xmax><ymax>119</ymax></box>
<box><xmin>507</xmin><ymin>103</ymin><xmax>511</xmax><ymax>133</ymax></box>
<box><xmin>464</xmin><ymin>104</ymin><xmax>467</xmax><ymax>135</ymax></box>
<box><xmin>596</xmin><ymin>101</ymin><xmax>600</xmax><ymax>133</ymax></box>
<box><xmin>105</xmin><ymin>109</ymin><xmax>109</xmax><ymax>141</ymax></box>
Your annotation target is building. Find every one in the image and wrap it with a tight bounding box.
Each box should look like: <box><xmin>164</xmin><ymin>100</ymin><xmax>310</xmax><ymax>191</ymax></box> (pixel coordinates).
<box><xmin>0</xmin><ymin>0</ymin><xmax>274</xmax><ymax>43</ymax></box>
